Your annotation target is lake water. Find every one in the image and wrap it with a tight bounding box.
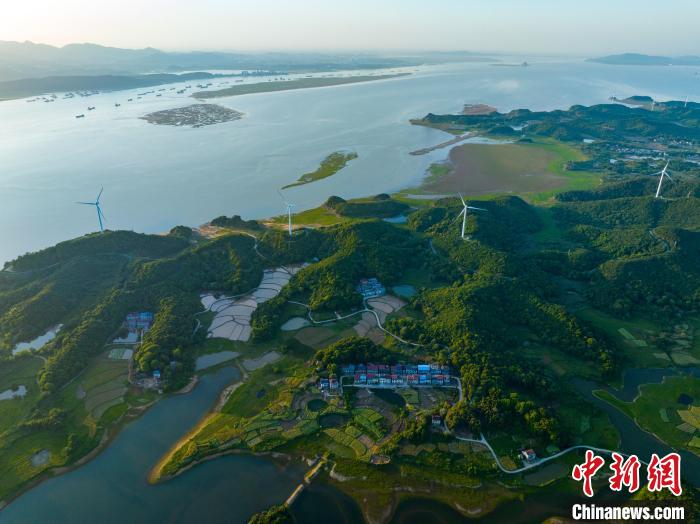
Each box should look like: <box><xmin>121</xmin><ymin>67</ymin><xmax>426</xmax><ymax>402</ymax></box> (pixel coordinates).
<box><xmin>573</xmin><ymin>369</ymin><xmax>700</xmax><ymax>487</ymax></box>
<box><xmin>11</xmin><ymin>324</ymin><xmax>62</xmax><ymax>355</ymax></box>
<box><xmin>194</xmin><ymin>350</ymin><xmax>240</xmax><ymax>370</ymax></box>
<box><xmin>2</xmin><ymin>58</ymin><xmax>699</xmax><ymax>265</ymax></box>
<box><xmin>0</xmin><ymin>366</ymin><xmax>305</xmax><ymax>523</ymax></box>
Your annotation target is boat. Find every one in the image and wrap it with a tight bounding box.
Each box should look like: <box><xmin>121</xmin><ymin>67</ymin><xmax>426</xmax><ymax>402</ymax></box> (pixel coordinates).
<box><xmin>127</xmin><ymin>98</ymin><xmax>133</xmax><ymax>102</ymax></box>
<box><xmin>87</xmin><ymin>106</ymin><xmax>95</xmax><ymax>111</ymax></box>
<box><xmin>75</xmin><ymin>114</ymin><xmax>85</xmax><ymax>119</ymax></box>
<box><xmin>114</xmin><ymin>103</ymin><xmax>121</xmax><ymax>107</ymax></box>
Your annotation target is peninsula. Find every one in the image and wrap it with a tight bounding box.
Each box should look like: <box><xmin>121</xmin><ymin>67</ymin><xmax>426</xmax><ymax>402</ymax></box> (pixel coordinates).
<box><xmin>192</xmin><ymin>73</ymin><xmax>409</xmax><ymax>99</ymax></box>
<box><xmin>1</xmin><ymin>98</ymin><xmax>699</xmax><ymax>522</ymax></box>
<box><xmin>282</xmin><ymin>151</ymin><xmax>358</xmax><ymax>189</ymax></box>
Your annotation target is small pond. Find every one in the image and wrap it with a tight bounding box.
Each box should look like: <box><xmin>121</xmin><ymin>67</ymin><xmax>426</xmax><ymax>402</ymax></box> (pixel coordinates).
<box><xmin>318</xmin><ymin>413</ymin><xmax>349</xmax><ymax>428</ymax></box>
<box><xmin>281</xmin><ymin>317</ymin><xmax>310</xmax><ymax>331</ymax></box>
<box><xmin>307</xmin><ymin>398</ymin><xmax>328</xmax><ymax>412</ymax></box>
<box><xmin>195</xmin><ymin>351</ymin><xmax>240</xmax><ymax>371</ymax></box>
<box><xmin>12</xmin><ymin>325</ymin><xmax>62</xmax><ymax>355</ymax></box>
<box><xmin>373</xmin><ymin>389</ymin><xmax>406</xmax><ymax>408</ymax></box>
<box><xmin>392</xmin><ymin>284</ymin><xmax>417</xmax><ymax>299</ymax></box>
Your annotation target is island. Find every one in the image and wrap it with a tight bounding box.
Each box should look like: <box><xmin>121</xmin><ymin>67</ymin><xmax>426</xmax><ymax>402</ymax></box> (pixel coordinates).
<box><xmin>282</xmin><ymin>151</ymin><xmax>358</xmax><ymax>189</ymax></box>
<box><xmin>139</xmin><ymin>104</ymin><xmax>243</xmax><ymax>128</ymax></box>
<box><xmin>191</xmin><ymin>73</ymin><xmax>409</xmax><ymax>99</ymax></box>
<box><xmin>588</xmin><ymin>53</ymin><xmax>700</xmax><ymax>66</ymax></box>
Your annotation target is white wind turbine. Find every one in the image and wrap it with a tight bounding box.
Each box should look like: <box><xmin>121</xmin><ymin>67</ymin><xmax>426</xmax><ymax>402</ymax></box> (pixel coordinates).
<box><xmin>278</xmin><ymin>190</ymin><xmax>295</xmax><ymax>237</ymax></box>
<box><xmin>653</xmin><ymin>162</ymin><xmax>673</xmax><ymax>199</ymax></box>
<box><xmin>77</xmin><ymin>187</ymin><xmax>106</xmax><ymax>232</ymax></box>
<box><xmin>455</xmin><ymin>193</ymin><xmax>486</xmax><ymax>239</ymax></box>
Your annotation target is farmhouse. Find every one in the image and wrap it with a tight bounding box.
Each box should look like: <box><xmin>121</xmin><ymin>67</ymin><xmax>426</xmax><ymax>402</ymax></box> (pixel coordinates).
<box><xmin>345</xmin><ymin>362</ymin><xmax>452</xmax><ymax>389</ymax></box>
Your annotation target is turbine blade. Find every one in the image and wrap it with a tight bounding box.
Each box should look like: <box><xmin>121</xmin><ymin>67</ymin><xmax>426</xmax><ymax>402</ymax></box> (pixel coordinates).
<box><xmin>458</xmin><ymin>193</ymin><xmax>466</xmax><ymax>206</ymax></box>
<box><xmin>277</xmin><ymin>189</ymin><xmax>290</xmax><ymax>206</ymax></box>
<box><xmin>466</xmin><ymin>206</ymin><xmax>487</xmax><ymax>211</ymax></box>
<box><xmin>96</xmin><ymin>186</ymin><xmax>104</xmax><ymax>203</ymax></box>
<box><xmin>97</xmin><ymin>206</ymin><xmax>107</xmax><ymax>222</ymax></box>
<box><xmin>77</xmin><ymin>201</ymin><xmax>95</xmax><ymax>205</ymax></box>
<box><xmin>452</xmin><ymin>208</ymin><xmax>466</xmax><ymax>223</ymax></box>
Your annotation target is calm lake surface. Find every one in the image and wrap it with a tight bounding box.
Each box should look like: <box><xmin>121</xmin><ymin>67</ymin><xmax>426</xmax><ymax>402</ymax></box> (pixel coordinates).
<box><xmin>1</xmin><ymin>366</ymin><xmax>305</xmax><ymax>524</ymax></box>
<box><xmin>1</xmin><ymin>59</ymin><xmax>699</xmax><ymax>265</ymax></box>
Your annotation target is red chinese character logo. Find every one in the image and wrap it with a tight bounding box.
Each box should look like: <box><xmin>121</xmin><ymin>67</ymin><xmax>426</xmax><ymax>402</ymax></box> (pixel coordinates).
<box><xmin>647</xmin><ymin>453</ymin><xmax>682</xmax><ymax>496</ymax></box>
<box><xmin>572</xmin><ymin>449</ymin><xmax>606</xmax><ymax>497</ymax></box>
<box><xmin>609</xmin><ymin>452</ymin><xmax>641</xmax><ymax>493</ymax></box>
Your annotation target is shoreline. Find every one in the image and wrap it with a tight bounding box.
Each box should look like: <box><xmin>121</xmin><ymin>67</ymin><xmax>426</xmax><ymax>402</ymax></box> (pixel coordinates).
<box><xmin>148</xmin><ymin>371</ymin><xmax>245</xmax><ymax>483</ymax></box>
<box><xmin>0</xmin><ymin>397</ymin><xmax>158</xmax><ymax>510</ymax></box>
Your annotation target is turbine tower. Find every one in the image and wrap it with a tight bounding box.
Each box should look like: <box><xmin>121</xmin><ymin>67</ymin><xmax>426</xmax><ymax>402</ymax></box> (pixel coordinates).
<box><xmin>278</xmin><ymin>190</ymin><xmax>295</xmax><ymax>237</ymax></box>
<box><xmin>653</xmin><ymin>162</ymin><xmax>673</xmax><ymax>199</ymax></box>
<box><xmin>77</xmin><ymin>187</ymin><xmax>106</xmax><ymax>232</ymax></box>
<box><xmin>456</xmin><ymin>193</ymin><xmax>486</xmax><ymax>239</ymax></box>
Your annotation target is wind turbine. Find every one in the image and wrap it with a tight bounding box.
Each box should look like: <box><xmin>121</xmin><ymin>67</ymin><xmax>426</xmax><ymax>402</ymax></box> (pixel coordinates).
<box><xmin>277</xmin><ymin>190</ymin><xmax>295</xmax><ymax>237</ymax></box>
<box><xmin>77</xmin><ymin>187</ymin><xmax>106</xmax><ymax>232</ymax></box>
<box><xmin>455</xmin><ymin>193</ymin><xmax>486</xmax><ymax>239</ymax></box>
<box><xmin>684</xmin><ymin>96</ymin><xmax>689</xmax><ymax>108</ymax></box>
<box><xmin>652</xmin><ymin>162</ymin><xmax>673</xmax><ymax>199</ymax></box>
<box><xmin>651</xmin><ymin>100</ymin><xmax>656</xmax><ymax>112</ymax></box>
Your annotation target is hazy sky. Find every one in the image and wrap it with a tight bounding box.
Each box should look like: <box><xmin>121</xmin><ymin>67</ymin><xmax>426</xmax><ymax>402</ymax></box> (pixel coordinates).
<box><xmin>2</xmin><ymin>0</ymin><xmax>699</xmax><ymax>55</ymax></box>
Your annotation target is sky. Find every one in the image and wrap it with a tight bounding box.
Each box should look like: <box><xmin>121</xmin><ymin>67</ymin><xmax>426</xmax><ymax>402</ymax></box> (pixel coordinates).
<box><xmin>2</xmin><ymin>0</ymin><xmax>699</xmax><ymax>55</ymax></box>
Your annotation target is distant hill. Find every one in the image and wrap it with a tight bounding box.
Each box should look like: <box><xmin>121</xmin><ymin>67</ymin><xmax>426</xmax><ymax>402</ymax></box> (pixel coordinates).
<box><xmin>0</xmin><ymin>72</ymin><xmax>234</xmax><ymax>100</ymax></box>
<box><xmin>0</xmin><ymin>41</ymin><xmax>495</xmax><ymax>84</ymax></box>
<box><xmin>588</xmin><ymin>53</ymin><xmax>700</xmax><ymax>66</ymax></box>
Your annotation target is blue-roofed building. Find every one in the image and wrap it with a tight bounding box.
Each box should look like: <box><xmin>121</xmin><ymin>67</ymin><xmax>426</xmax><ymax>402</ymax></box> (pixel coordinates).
<box><xmin>357</xmin><ymin>278</ymin><xmax>385</xmax><ymax>299</ymax></box>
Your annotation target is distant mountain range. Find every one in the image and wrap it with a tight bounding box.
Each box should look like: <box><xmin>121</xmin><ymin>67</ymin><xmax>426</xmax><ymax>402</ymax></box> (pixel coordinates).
<box><xmin>588</xmin><ymin>53</ymin><xmax>700</xmax><ymax>66</ymax></box>
<box><xmin>0</xmin><ymin>41</ymin><xmax>493</xmax><ymax>82</ymax></box>
<box><xmin>0</xmin><ymin>41</ymin><xmax>496</xmax><ymax>100</ymax></box>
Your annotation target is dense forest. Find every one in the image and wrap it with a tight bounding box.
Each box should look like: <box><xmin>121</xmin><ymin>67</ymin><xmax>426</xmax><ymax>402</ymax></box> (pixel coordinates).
<box><xmin>0</xmin><ymin>164</ymin><xmax>697</xmax><ymax>499</ymax></box>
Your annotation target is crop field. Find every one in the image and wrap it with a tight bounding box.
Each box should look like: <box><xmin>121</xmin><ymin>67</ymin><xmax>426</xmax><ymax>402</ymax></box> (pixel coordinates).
<box><xmin>73</xmin><ymin>357</ymin><xmax>129</xmax><ymax>421</ymax></box>
<box><xmin>353</xmin><ymin>408</ymin><xmax>385</xmax><ymax>440</ymax></box>
<box><xmin>417</xmin><ymin>140</ymin><xmax>599</xmax><ymax>201</ymax></box>
<box><xmin>0</xmin><ymin>356</ymin><xmax>42</xmax><ymax>431</ymax></box>
<box><xmin>595</xmin><ymin>376</ymin><xmax>700</xmax><ymax>455</ymax></box>
<box><xmin>324</xmin><ymin>427</ymin><xmax>371</xmax><ymax>460</ymax></box>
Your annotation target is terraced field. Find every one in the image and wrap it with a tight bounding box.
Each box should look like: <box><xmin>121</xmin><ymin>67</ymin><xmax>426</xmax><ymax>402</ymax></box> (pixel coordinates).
<box><xmin>74</xmin><ymin>357</ymin><xmax>129</xmax><ymax>421</ymax></box>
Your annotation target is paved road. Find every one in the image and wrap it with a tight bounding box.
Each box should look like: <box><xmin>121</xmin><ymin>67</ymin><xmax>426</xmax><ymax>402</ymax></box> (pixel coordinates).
<box><xmin>455</xmin><ymin>434</ymin><xmax>637</xmax><ymax>474</ymax></box>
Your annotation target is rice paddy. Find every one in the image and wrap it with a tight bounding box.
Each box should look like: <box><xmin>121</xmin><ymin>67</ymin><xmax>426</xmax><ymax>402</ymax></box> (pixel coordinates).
<box><xmin>202</xmin><ymin>265</ymin><xmax>304</xmax><ymax>342</ymax></box>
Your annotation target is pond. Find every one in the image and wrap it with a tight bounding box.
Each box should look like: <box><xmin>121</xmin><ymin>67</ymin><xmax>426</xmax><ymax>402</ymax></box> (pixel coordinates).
<box><xmin>194</xmin><ymin>350</ymin><xmax>240</xmax><ymax>370</ymax></box>
<box><xmin>11</xmin><ymin>325</ymin><xmax>62</xmax><ymax>355</ymax></box>
<box><xmin>392</xmin><ymin>284</ymin><xmax>417</xmax><ymax>299</ymax></box>
<box><xmin>307</xmin><ymin>398</ymin><xmax>328</xmax><ymax>412</ymax></box>
<box><xmin>281</xmin><ymin>317</ymin><xmax>311</xmax><ymax>331</ymax></box>
<box><xmin>373</xmin><ymin>389</ymin><xmax>407</xmax><ymax>408</ymax></box>
<box><xmin>318</xmin><ymin>413</ymin><xmax>349</xmax><ymax>428</ymax></box>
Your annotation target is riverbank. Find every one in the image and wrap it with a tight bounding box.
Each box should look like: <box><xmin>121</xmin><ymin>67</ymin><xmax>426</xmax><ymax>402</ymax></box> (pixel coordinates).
<box><xmin>0</xmin><ymin>395</ymin><xmax>158</xmax><ymax>509</ymax></box>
